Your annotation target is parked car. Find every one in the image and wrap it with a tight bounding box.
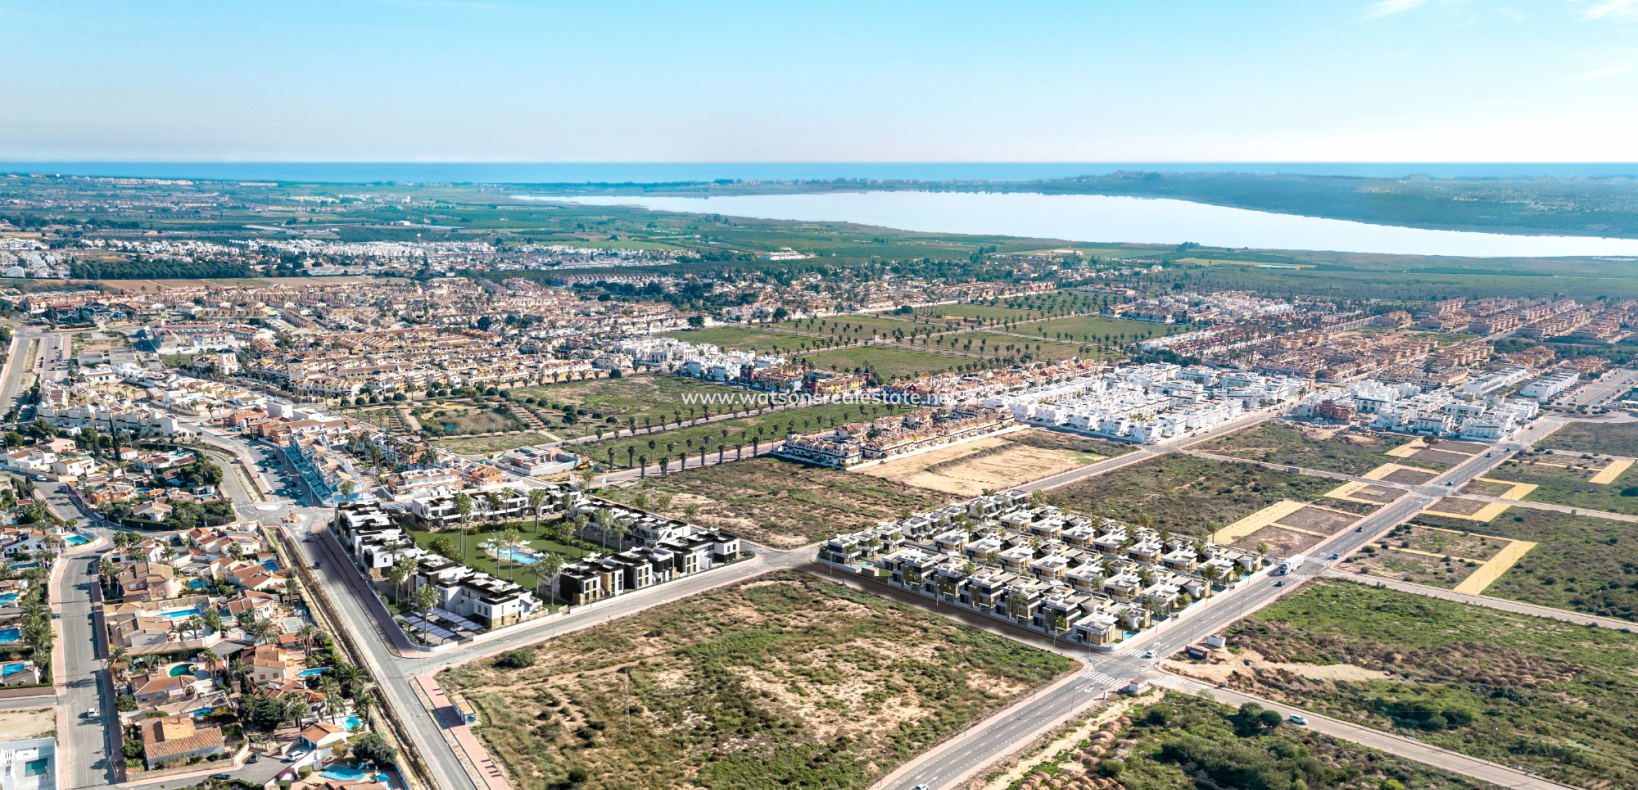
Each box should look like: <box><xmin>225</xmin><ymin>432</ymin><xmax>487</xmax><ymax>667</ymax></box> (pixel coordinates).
<box><xmin>1288</xmin><ymin>714</ymin><xmax>1308</xmax><ymax>725</ymax></box>
<box><xmin>287</xmin><ymin>749</ymin><xmax>309</xmax><ymax>762</ymax></box>
<box><xmin>210</xmin><ymin>774</ymin><xmax>233</xmax><ymax>781</ymax></box>
<box><xmin>82</xmin><ymin>709</ymin><xmax>97</xmax><ymax>719</ymax></box>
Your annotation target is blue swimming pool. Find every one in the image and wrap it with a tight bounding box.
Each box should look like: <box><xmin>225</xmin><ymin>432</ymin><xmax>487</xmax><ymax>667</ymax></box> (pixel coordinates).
<box><xmin>8</xmin><ymin>563</ymin><xmax>36</xmax><ymax>570</ymax></box>
<box><xmin>157</xmin><ymin>607</ymin><xmax>202</xmax><ymax>620</ymax></box>
<box><xmin>0</xmin><ymin>593</ymin><xmax>18</xmax><ymax>605</ymax></box>
<box><xmin>299</xmin><ymin>667</ymin><xmax>328</xmax><ymax>677</ymax></box>
<box><xmin>66</xmin><ymin>535</ymin><xmax>90</xmax><ymax>545</ymax></box>
<box><xmin>261</xmin><ymin>559</ymin><xmax>280</xmax><ymax>571</ymax></box>
<box><xmin>320</xmin><ymin>766</ymin><xmax>386</xmax><ymax>783</ymax></box>
<box><xmin>493</xmin><ymin>546</ymin><xmax>539</xmax><ymax>565</ymax></box>
<box><xmin>344</xmin><ymin>715</ymin><xmax>362</xmax><ymax>730</ymax></box>
<box><xmin>0</xmin><ymin>629</ymin><xmax>18</xmax><ymax>644</ymax></box>
<box><xmin>2</xmin><ymin>663</ymin><xmax>27</xmax><ymax>678</ymax></box>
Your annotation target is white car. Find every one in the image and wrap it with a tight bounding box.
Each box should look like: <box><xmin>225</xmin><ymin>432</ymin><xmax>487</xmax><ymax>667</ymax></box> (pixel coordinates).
<box><xmin>288</xmin><ymin>750</ymin><xmax>309</xmax><ymax>762</ymax></box>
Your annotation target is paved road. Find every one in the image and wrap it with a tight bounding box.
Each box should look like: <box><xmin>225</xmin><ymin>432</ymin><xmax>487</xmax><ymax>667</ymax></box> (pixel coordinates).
<box><xmin>1153</xmin><ymin>675</ymin><xmax>1579</xmax><ymax>790</ymax></box>
<box><xmin>1320</xmin><ymin>568</ymin><xmax>1638</xmax><ymax>632</ymax></box>
<box><xmin>60</xmin><ymin>538</ymin><xmax>120</xmax><ymax>790</ymax></box>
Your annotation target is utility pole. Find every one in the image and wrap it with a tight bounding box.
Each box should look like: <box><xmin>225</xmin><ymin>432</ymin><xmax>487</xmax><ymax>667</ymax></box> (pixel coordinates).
<box><xmin>623</xmin><ymin>670</ymin><xmax>630</xmax><ymax>737</ymax></box>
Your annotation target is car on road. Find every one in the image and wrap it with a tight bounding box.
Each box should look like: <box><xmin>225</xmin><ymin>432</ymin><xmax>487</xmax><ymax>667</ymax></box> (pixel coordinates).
<box><xmin>1288</xmin><ymin>714</ymin><xmax>1307</xmax><ymax>725</ymax></box>
<box><xmin>1329</xmin><ymin>553</ymin><xmax>1340</xmax><ymax>560</ymax></box>
<box><xmin>913</xmin><ymin>784</ymin><xmax>929</xmax><ymax>790</ymax></box>
<box><xmin>1140</xmin><ymin>650</ymin><xmax>1156</xmax><ymax>659</ymax></box>
<box><xmin>1274</xmin><ymin>580</ymin><xmax>1285</xmax><ymax>587</ymax></box>
<box><xmin>210</xmin><ymin>773</ymin><xmax>233</xmax><ymax>781</ymax></box>
<box><xmin>248</xmin><ymin>754</ymin><xmax>259</xmax><ymax>764</ymax></box>
<box><xmin>288</xmin><ymin>749</ymin><xmax>309</xmax><ymax>762</ymax></box>
<box><xmin>83</xmin><ymin>709</ymin><xmax>97</xmax><ymax>718</ymax></box>
<box><xmin>1355</xmin><ymin>526</ymin><xmax>1363</xmax><ymax>532</ymax></box>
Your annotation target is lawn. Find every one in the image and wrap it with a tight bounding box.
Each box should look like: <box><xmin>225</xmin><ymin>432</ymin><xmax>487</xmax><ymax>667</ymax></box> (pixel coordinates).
<box><xmin>509</xmin><ymin>375</ymin><xmax>756</xmax><ymax>439</ymax></box>
<box><xmin>802</xmin><ymin>345</ymin><xmax>970</xmax><ymax>380</ymax></box>
<box><xmin>1486</xmin><ymin>457</ymin><xmax>1638</xmax><ymax>515</ymax></box>
<box><xmin>439</xmin><ymin>572</ymin><xmax>1075</xmax><ymax>790</ymax></box>
<box><xmin>1046</xmin><ymin>455</ymin><xmax>1357</xmax><ymax>536</ymax></box>
<box><xmin>397</xmin><ymin>518</ymin><xmax>582</xmax><ymax>592</ymax></box>
<box><xmin>1030</xmin><ymin>315</ymin><xmax>1189</xmax><ymax>345</ymax></box>
<box><xmin>937</xmin><ymin>331</ymin><xmax>1105</xmax><ymax>363</ymax></box>
<box><xmin>1536</xmin><ymin>421</ymin><xmax>1638</xmax><ymax>456</ymax></box>
<box><xmin>573</xmin><ymin>401</ymin><xmax>916</xmax><ymax>472</ymax></box>
<box><xmin>1218</xmin><ymin>580</ymin><xmax>1638</xmax><ymax>789</ymax></box>
<box><xmin>1197</xmin><ymin>422</ymin><xmax>1431</xmax><ymax>476</ymax></box>
<box><xmin>436</xmin><ymin>432</ymin><xmax>550</xmax><ymax>457</ymax></box>
<box><xmin>1410</xmin><ymin>508</ymin><xmax>1638</xmax><ymax>622</ymax></box>
<box><xmin>1008</xmin><ymin>692</ymin><xmax>1507</xmax><ymax>790</ymax></box>
<box><xmin>776</xmin><ymin>315</ymin><xmax>913</xmax><ymax>335</ymax></box>
<box><xmin>659</xmin><ymin>325</ymin><xmax>809</xmax><ymax>352</ymax></box>
<box><xmin>603</xmin><ymin>456</ymin><xmax>950</xmax><ymax>548</ymax></box>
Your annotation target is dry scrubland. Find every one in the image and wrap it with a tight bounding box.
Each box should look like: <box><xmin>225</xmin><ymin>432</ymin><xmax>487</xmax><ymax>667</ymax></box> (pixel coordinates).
<box><xmin>858</xmin><ymin>429</ymin><xmax>1132</xmax><ymax>497</ymax></box>
<box><xmin>606</xmin><ymin>456</ymin><xmax>950</xmax><ymax>548</ymax></box>
<box><xmin>1198</xmin><ymin>580</ymin><xmax>1638</xmax><ymax>789</ymax></box>
<box><xmin>443</xmin><ymin>572</ymin><xmax>1074</xmax><ymax>790</ymax></box>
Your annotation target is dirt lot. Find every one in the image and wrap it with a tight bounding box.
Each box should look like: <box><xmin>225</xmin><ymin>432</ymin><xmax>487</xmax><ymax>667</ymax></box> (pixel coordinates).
<box><xmin>1344</xmin><ymin>484</ymin><xmax>1406</xmax><ymax>504</ymax></box>
<box><xmin>1277</xmin><ymin>505</ymin><xmax>1358</xmax><ymax>535</ymax></box>
<box><xmin>607</xmin><ymin>456</ymin><xmax>949</xmax><ymax>547</ymax></box>
<box><xmin>1426</xmin><ymin>497</ymin><xmax>1491</xmax><ymax>516</ymax></box>
<box><xmin>1046</xmin><ymin>455</ymin><xmax>1345</xmax><ymax>537</ymax></box>
<box><xmin>1231</xmin><ymin>525</ymin><xmax>1322</xmax><ymax>556</ymax></box>
<box><xmin>1381</xmin><ymin>467</ymin><xmax>1438</xmax><ymax>485</ymax></box>
<box><xmin>0</xmin><ymin>708</ymin><xmax>54</xmax><ymax>741</ymax></box>
<box><xmin>1407</xmin><ymin>448</ymin><xmax>1473</xmax><ymax>467</ymax></box>
<box><xmin>857</xmin><ymin>430</ymin><xmax>1097</xmax><ymax>496</ymax></box>
<box><xmin>1345</xmin><ymin>547</ymin><xmax>1468</xmax><ymax>586</ymax></box>
<box><xmin>441</xmin><ymin>572</ymin><xmax>1073</xmax><ymax>790</ymax></box>
<box><xmin>1459</xmin><ymin>479</ymin><xmax>1516</xmax><ymax>497</ymax></box>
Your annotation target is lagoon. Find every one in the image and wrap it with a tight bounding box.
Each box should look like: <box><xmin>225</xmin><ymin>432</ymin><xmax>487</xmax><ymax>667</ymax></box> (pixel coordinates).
<box><xmin>533</xmin><ymin>191</ymin><xmax>1638</xmax><ymax>258</ymax></box>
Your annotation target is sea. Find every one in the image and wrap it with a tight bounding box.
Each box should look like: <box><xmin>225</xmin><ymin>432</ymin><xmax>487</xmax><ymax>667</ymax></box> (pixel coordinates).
<box><xmin>4</xmin><ymin>162</ymin><xmax>1638</xmax><ymax>183</ymax></box>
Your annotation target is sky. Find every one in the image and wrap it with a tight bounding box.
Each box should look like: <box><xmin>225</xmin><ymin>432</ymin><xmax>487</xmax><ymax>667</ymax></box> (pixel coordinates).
<box><xmin>2</xmin><ymin>0</ymin><xmax>1636</xmax><ymax>163</ymax></box>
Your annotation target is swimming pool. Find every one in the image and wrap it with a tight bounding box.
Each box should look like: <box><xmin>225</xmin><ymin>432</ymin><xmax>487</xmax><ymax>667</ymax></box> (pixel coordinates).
<box><xmin>299</xmin><ymin>667</ymin><xmax>328</xmax><ymax>677</ymax></box>
<box><xmin>320</xmin><ymin>766</ymin><xmax>386</xmax><ymax>783</ymax></box>
<box><xmin>1</xmin><ymin>663</ymin><xmax>27</xmax><ymax>678</ymax></box>
<box><xmin>261</xmin><ymin>559</ymin><xmax>280</xmax><ymax>571</ymax></box>
<box><xmin>66</xmin><ymin>535</ymin><xmax>90</xmax><ymax>545</ymax></box>
<box><xmin>168</xmin><ymin>664</ymin><xmax>196</xmax><ymax>677</ymax></box>
<box><xmin>157</xmin><ymin>607</ymin><xmax>202</xmax><ymax>620</ymax></box>
<box><xmin>344</xmin><ymin>715</ymin><xmax>362</xmax><ymax>730</ymax></box>
<box><xmin>492</xmin><ymin>546</ymin><xmax>540</xmax><ymax>565</ymax></box>
<box><xmin>0</xmin><ymin>593</ymin><xmax>18</xmax><ymax>605</ymax></box>
<box><xmin>0</xmin><ymin>629</ymin><xmax>18</xmax><ymax>644</ymax></box>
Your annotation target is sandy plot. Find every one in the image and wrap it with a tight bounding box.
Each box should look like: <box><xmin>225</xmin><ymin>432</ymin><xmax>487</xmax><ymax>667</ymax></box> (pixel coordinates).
<box><xmin>857</xmin><ymin>435</ymin><xmax>1089</xmax><ymax>497</ymax></box>
<box><xmin>0</xmin><ymin>708</ymin><xmax>54</xmax><ymax>742</ymax></box>
<box><xmin>1425</xmin><ymin>497</ymin><xmax>1490</xmax><ymax>516</ymax></box>
<box><xmin>1384</xmin><ymin>467</ymin><xmax>1439</xmax><ymax>485</ymax></box>
<box><xmin>1168</xmin><ymin>647</ymin><xmax>1396</xmax><ymax>685</ymax></box>
<box><xmin>1435</xmin><ymin>441</ymin><xmax>1492</xmax><ymax>455</ymax></box>
<box><xmin>1453</xmin><ymin>539</ymin><xmax>1538</xmax><ymax>595</ymax></box>
<box><xmin>1230</xmin><ymin>525</ymin><xmax>1323</xmax><ymax>557</ymax></box>
<box><xmin>1589</xmin><ymin>459</ymin><xmax>1633</xmax><ymax>485</ymax></box>
<box><xmin>1464</xmin><ymin>477</ymin><xmax>1537</xmax><ymax>500</ymax></box>
<box><xmin>1384</xmin><ymin>438</ymin><xmax>1429</xmax><ymax>458</ymax></box>
<box><xmin>1274</xmin><ymin>505</ymin><xmax>1360</xmax><ymax>535</ymax></box>
<box><xmin>1408</xmin><ymin>448</ymin><xmax>1472</xmax><ymax>467</ymax></box>
<box><xmin>1325</xmin><ymin>481</ymin><xmax>1405</xmax><ymax>506</ymax></box>
<box><xmin>1215</xmin><ymin>499</ymin><xmax>1308</xmax><ymax>543</ymax></box>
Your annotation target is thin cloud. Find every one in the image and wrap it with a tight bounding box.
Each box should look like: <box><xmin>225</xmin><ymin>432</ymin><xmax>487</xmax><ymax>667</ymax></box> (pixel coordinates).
<box><xmin>1363</xmin><ymin>0</ymin><xmax>1431</xmax><ymax>19</ymax></box>
<box><xmin>1584</xmin><ymin>0</ymin><xmax>1638</xmax><ymax>21</ymax></box>
<box><xmin>1496</xmin><ymin>6</ymin><xmax>1526</xmax><ymax>20</ymax></box>
<box><xmin>1570</xmin><ymin>59</ymin><xmax>1637</xmax><ymax>82</ymax></box>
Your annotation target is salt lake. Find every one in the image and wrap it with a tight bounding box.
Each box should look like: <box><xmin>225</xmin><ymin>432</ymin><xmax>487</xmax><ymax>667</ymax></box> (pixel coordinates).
<box><xmin>526</xmin><ymin>191</ymin><xmax>1638</xmax><ymax>258</ymax></box>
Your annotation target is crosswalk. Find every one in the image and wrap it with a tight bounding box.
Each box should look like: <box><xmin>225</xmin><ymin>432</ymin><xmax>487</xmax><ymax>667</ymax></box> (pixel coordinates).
<box><xmin>1079</xmin><ymin>670</ymin><xmax>1123</xmax><ymax>689</ymax></box>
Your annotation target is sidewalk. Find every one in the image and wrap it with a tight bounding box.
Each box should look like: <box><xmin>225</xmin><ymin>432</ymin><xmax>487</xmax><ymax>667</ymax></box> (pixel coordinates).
<box><xmin>413</xmin><ymin>673</ymin><xmax>511</xmax><ymax>790</ymax></box>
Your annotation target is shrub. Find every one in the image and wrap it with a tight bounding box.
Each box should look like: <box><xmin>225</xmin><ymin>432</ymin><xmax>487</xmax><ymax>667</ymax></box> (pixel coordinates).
<box><xmin>298</xmin><ymin>766</ymin><xmax>313</xmax><ymax>779</ymax></box>
<box><xmin>494</xmin><ymin>649</ymin><xmax>535</xmax><ymax>669</ymax></box>
<box><xmin>1099</xmin><ymin>758</ymin><xmax>1124</xmax><ymax>777</ymax></box>
<box><xmin>568</xmin><ymin>766</ymin><xmax>589</xmax><ymax>785</ymax></box>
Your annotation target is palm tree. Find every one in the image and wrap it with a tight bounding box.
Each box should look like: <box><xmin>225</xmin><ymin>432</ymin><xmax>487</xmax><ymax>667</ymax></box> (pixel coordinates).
<box><xmin>500</xmin><ymin>529</ymin><xmax>522</xmax><ymax>581</ymax></box>
<box><xmin>540</xmin><ymin>553</ymin><xmax>565</xmax><ymax>603</ymax></box>
<box><xmin>452</xmin><ymin>492</ymin><xmax>474</xmax><ymax>563</ymax></box>
<box><xmin>608</xmin><ymin>521</ymin><xmax>629</xmax><ymax>554</ymax></box>
<box><xmin>386</xmin><ymin>562</ymin><xmax>409</xmax><ymax>604</ymax></box>
<box><xmin>527</xmin><ymin>488</ymin><xmax>548</xmax><ymax>535</ymax></box>
<box><xmin>413</xmin><ymin>584</ymin><xmax>439</xmax><ymax>639</ymax></box>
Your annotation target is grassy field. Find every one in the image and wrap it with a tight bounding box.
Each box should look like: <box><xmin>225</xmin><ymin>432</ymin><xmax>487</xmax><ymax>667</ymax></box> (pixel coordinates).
<box><xmin>1410</xmin><ymin>509</ymin><xmax>1638</xmax><ymax>622</ymax></box>
<box><xmin>1008</xmin><ymin>692</ymin><xmax>1507</xmax><ymax>790</ymax></box>
<box><xmin>660</xmin><ymin>325</ymin><xmax>809</xmax><ymax>353</ymax></box>
<box><xmin>1197</xmin><ymin>423</ymin><xmax>1431</xmax><ymax>476</ymax></box>
<box><xmin>940</xmin><ymin>331</ymin><xmax>1103</xmax><ymax>362</ymax></box>
<box><xmin>802</xmin><ymin>345</ymin><xmax>970</xmax><ymax>380</ymax></box>
<box><xmin>510</xmin><ymin>375</ymin><xmax>752</xmax><ymax>439</ymax></box>
<box><xmin>1340</xmin><ymin>522</ymin><xmax>1500</xmax><ymax>588</ymax></box>
<box><xmin>1030</xmin><ymin>315</ymin><xmax>1189</xmax><ymax>344</ymax></box>
<box><xmin>440</xmin><ymin>572</ymin><xmax>1074</xmax><ymax>790</ymax></box>
<box><xmin>1487</xmin><ymin>457</ymin><xmax>1638</xmax><ymax>515</ymax></box>
<box><xmin>573</xmin><ymin>401</ymin><xmax>915</xmax><ymax>472</ymax></box>
<box><xmin>398</xmin><ymin>519</ymin><xmax>579</xmax><ymax>592</ymax></box>
<box><xmin>417</xmin><ymin>403</ymin><xmax>523</xmax><ymax>436</ymax></box>
<box><xmin>604</xmin><ymin>456</ymin><xmax>949</xmax><ymax>547</ymax></box>
<box><xmin>1047</xmin><ymin>455</ymin><xmax>1357</xmax><ymax>536</ymax></box>
<box><xmin>1218</xmin><ymin>580</ymin><xmax>1638</xmax><ymax>789</ymax></box>
<box><xmin>1536</xmin><ymin>421</ymin><xmax>1638</xmax><ymax>456</ymax></box>
<box><xmin>777</xmin><ymin>315</ymin><xmax>914</xmax><ymax>335</ymax></box>
<box><xmin>436</xmin><ymin>432</ymin><xmax>549</xmax><ymax>456</ymax></box>
<box><xmin>913</xmin><ymin>303</ymin><xmax>1047</xmax><ymax>322</ymax></box>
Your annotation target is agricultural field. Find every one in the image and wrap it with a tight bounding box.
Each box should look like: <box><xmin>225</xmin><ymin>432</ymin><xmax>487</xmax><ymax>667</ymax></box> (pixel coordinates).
<box><xmin>1486</xmin><ymin>456</ymin><xmax>1638</xmax><ymax>515</ymax></box>
<box><xmin>440</xmin><ymin>572</ymin><xmax>1074</xmax><ymax>790</ymax></box>
<box><xmin>1411</xmin><ymin>509</ymin><xmax>1638</xmax><ymax>622</ymax></box>
<box><xmin>660</xmin><ymin>325</ymin><xmax>808</xmax><ymax>353</ymax></box>
<box><xmin>1213</xmin><ymin>580</ymin><xmax>1638</xmax><ymax>789</ymax></box>
<box><xmin>1030</xmin><ymin>315</ymin><xmax>1189</xmax><ymax>345</ymax></box>
<box><xmin>913</xmin><ymin>302</ymin><xmax>1046</xmax><ymax>323</ymax></box>
<box><xmin>574</xmin><ymin>401</ymin><xmax>915</xmax><ymax>472</ymax></box>
<box><xmin>1536</xmin><ymin>420</ymin><xmax>1638</xmax><ymax>456</ymax></box>
<box><xmin>858</xmin><ymin>429</ymin><xmax>1116</xmax><ymax>496</ymax></box>
<box><xmin>1000</xmin><ymin>692</ymin><xmax>1507</xmax><ymax>790</ymax></box>
<box><xmin>803</xmin><ymin>345</ymin><xmax>970</xmax><ymax>380</ymax></box>
<box><xmin>1046</xmin><ymin>455</ymin><xmax>1350</xmax><ymax>537</ymax></box>
<box><xmin>941</xmin><ymin>332</ymin><xmax>1104</xmax><ymax>363</ymax></box>
<box><xmin>510</xmin><ymin>374</ymin><xmax>751</xmax><ymax>439</ymax></box>
<box><xmin>604</xmin><ymin>456</ymin><xmax>948</xmax><ymax>547</ymax></box>
<box><xmin>1197</xmin><ymin>423</ymin><xmax>1428</xmax><ymax>476</ymax></box>
<box><xmin>777</xmin><ymin>314</ymin><xmax>914</xmax><ymax>336</ymax></box>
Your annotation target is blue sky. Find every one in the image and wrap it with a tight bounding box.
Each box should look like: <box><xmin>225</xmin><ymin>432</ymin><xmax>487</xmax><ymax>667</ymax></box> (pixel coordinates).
<box><xmin>2</xmin><ymin>0</ymin><xmax>1635</xmax><ymax>162</ymax></box>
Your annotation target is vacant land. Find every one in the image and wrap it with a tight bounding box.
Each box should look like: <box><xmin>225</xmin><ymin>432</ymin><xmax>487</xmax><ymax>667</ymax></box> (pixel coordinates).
<box><xmin>660</xmin><ymin>325</ymin><xmax>808</xmax><ymax>353</ymax></box>
<box><xmin>575</xmin><ymin>401</ymin><xmax>912</xmax><ymax>472</ymax></box>
<box><xmin>941</xmin><ymin>331</ymin><xmax>1102</xmax><ymax>362</ymax></box>
<box><xmin>803</xmin><ymin>345</ymin><xmax>968</xmax><ymax>380</ymax></box>
<box><xmin>441</xmin><ymin>572</ymin><xmax>1074</xmax><ymax>790</ymax></box>
<box><xmin>913</xmin><ymin>303</ymin><xmax>1045</xmax><ymax>322</ymax></box>
<box><xmin>1538</xmin><ymin>420</ymin><xmax>1638</xmax><ymax>456</ymax></box>
<box><xmin>1005</xmin><ymin>692</ymin><xmax>1507</xmax><ymax>790</ymax></box>
<box><xmin>0</xmin><ymin>708</ymin><xmax>54</xmax><ymax>742</ymax></box>
<box><xmin>512</xmin><ymin>375</ymin><xmax>749</xmax><ymax>439</ymax></box>
<box><xmin>436</xmin><ymin>432</ymin><xmax>549</xmax><ymax>457</ymax></box>
<box><xmin>1199</xmin><ymin>423</ymin><xmax>1426</xmax><ymax>476</ymax></box>
<box><xmin>1487</xmin><ymin>457</ymin><xmax>1638</xmax><ymax>515</ymax></box>
<box><xmin>1340</xmin><ymin>522</ymin><xmax>1504</xmax><ymax>588</ymax></box>
<box><xmin>417</xmin><ymin>402</ymin><xmax>523</xmax><ymax>436</ymax></box>
<box><xmin>778</xmin><ymin>314</ymin><xmax>913</xmax><ymax>336</ymax></box>
<box><xmin>1047</xmin><ymin>455</ymin><xmax>1349</xmax><ymax>536</ymax></box>
<box><xmin>1218</xmin><ymin>580</ymin><xmax>1638</xmax><ymax>789</ymax></box>
<box><xmin>606</xmin><ymin>456</ymin><xmax>949</xmax><ymax>547</ymax></box>
<box><xmin>858</xmin><ymin>429</ymin><xmax>1101</xmax><ymax>496</ymax></box>
<box><xmin>1412</xmin><ymin>509</ymin><xmax>1638</xmax><ymax>622</ymax></box>
<box><xmin>1031</xmin><ymin>315</ymin><xmax>1188</xmax><ymax>344</ymax></box>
